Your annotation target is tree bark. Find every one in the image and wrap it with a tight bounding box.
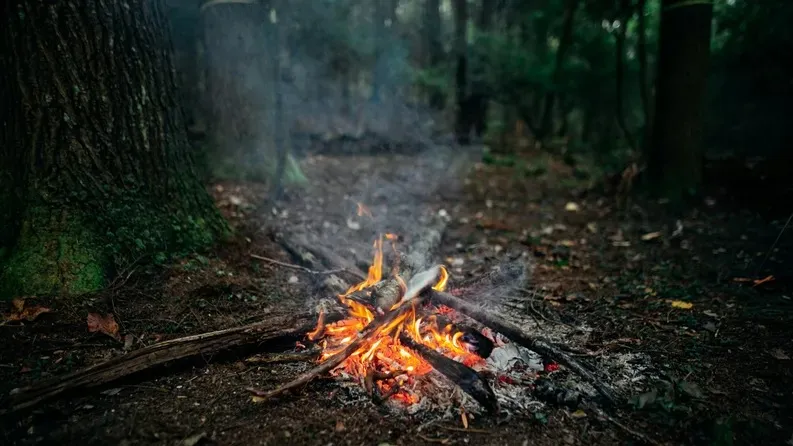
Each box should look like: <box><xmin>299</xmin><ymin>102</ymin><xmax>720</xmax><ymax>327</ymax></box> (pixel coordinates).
<box><xmin>0</xmin><ymin>0</ymin><xmax>227</xmax><ymax>298</ymax></box>
<box><xmin>453</xmin><ymin>0</ymin><xmax>470</xmax><ymax>144</ymax></box>
<box><xmin>538</xmin><ymin>0</ymin><xmax>578</xmax><ymax>140</ymax></box>
<box><xmin>424</xmin><ymin>0</ymin><xmax>445</xmax><ymax>110</ymax></box>
<box><xmin>648</xmin><ymin>0</ymin><xmax>713</xmax><ymax>201</ymax></box>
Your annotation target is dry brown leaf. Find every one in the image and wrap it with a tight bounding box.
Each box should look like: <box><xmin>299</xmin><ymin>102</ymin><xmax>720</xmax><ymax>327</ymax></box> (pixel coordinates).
<box><xmin>11</xmin><ymin>298</ymin><xmax>25</xmax><ymax>312</ymax></box>
<box><xmin>3</xmin><ymin>297</ymin><xmax>52</xmax><ymax>323</ymax></box>
<box><xmin>87</xmin><ymin>312</ymin><xmax>121</xmax><ymax>341</ymax></box>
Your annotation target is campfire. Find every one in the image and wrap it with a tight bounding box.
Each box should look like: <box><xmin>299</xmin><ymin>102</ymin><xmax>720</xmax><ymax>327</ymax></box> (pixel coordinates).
<box><xmin>304</xmin><ymin>233</ymin><xmax>489</xmax><ymax>406</ymax></box>
<box><xmin>248</xmin><ymin>221</ymin><xmax>620</xmax><ymax>415</ymax></box>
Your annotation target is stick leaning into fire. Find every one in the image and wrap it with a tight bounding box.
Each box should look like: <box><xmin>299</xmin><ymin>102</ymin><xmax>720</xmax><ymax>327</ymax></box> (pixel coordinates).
<box><xmin>247</xmin><ymin>229</ymin><xmax>620</xmax><ymax>410</ymax></box>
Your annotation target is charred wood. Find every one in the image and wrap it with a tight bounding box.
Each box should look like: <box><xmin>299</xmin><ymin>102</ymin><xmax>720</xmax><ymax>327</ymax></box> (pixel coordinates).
<box><xmin>429</xmin><ymin>315</ymin><xmax>494</xmax><ymax>359</ymax></box>
<box><xmin>398</xmin><ymin>333</ymin><xmax>498</xmax><ymax>414</ymax></box>
<box><xmin>430</xmin><ymin>290</ymin><xmax>619</xmax><ymax>404</ymax></box>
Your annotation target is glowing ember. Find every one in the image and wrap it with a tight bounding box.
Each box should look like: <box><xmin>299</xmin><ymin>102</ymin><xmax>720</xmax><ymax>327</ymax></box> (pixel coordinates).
<box><xmin>308</xmin><ymin>230</ymin><xmax>483</xmax><ymax>402</ymax></box>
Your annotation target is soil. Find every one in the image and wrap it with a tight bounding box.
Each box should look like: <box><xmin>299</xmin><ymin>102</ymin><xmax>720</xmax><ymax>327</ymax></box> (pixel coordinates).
<box><xmin>1</xmin><ymin>146</ymin><xmax>791</xmax><ymax>446</ymax></box>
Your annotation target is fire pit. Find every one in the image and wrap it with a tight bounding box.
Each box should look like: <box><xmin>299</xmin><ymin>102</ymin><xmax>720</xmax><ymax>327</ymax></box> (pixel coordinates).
<box><xmin>247</xmin><ymin>231</ymin><xmax>621</xmax><ymax>416</ymax></box>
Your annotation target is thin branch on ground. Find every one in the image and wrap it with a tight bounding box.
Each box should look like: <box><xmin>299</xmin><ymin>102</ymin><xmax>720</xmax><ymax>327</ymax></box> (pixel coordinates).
<box><xmin>249</xmin><ymin>253</ymin><xmax>349</xmax><ymax>276</ymax></box>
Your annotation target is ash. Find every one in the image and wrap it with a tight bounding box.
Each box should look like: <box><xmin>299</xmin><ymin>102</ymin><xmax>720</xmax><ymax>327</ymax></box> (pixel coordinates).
<box><xmin>329</xmin><ymin>308</ymin><xmax>655</xmax><ymax>418</ymax></box>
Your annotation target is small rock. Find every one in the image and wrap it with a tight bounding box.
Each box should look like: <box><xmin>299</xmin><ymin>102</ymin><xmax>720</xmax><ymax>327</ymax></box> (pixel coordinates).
<box><xmin>288</xmin><ymin>276</ymin><xmax>299</xmax><ymax>284</ymax></box>
<box><xmin>346</xmin><ymin>217</ymin><xmax>361</xmax><ymax>231</ymax></box>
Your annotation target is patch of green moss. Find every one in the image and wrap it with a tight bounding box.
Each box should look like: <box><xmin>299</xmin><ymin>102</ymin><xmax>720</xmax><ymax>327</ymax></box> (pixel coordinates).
<box><xmin>0</xmin><ymin>207</ymin><xmax>107</xmax><ymax>298</ymax></box>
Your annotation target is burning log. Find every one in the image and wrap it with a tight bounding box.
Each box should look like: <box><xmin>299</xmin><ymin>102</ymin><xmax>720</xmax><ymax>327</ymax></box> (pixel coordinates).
<box><xmin>397</xmin><ymin>333</ymin><xmax>498</xmax><ymax>414</ymax></box>
<box><xmin>2</xmin><ymin>311</ymin><xmax>339</xmax><ymax>415</ymax></box>
<box><xmin>246</xmin><ymin>266</ymin><xmax>444</xmax><ymax>402</ymax></box>
<box><xmin>428</xmin><ymin>315</ymin><xmax>494</xmax><ymax>359</ymax></box>
<box><xmin>429</xmin><ymin>290</ymin><xmax>620</xmax><ymax>404</ymax></box>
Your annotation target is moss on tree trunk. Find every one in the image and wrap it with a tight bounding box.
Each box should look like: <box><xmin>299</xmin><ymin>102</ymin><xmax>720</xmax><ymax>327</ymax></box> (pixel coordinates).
<box><xmin>0</xmin><ymin>0</ymin><xmax>228</xmax><ymax>298</ymax></box>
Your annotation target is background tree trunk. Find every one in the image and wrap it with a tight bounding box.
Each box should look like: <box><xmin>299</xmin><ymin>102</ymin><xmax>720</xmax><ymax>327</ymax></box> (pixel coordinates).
<box><xmin>537</xmin><ymin>0</ymin><xmax>578</xmax><ymax>140</ymax></box>
<box><xmin>203</xmin><ymin>3</ymin><xmax>271</xmax><ymax>180</ymax></box>
<box><xmin>453</xmin><ymin>0</ymin><xmax>470</xmax><ymax>144</ymax></box>
<box><xmin>468</xmin><ymin>0</ymin><xmax>497</xmax><ymax>138</ymax></box>
<box><xmin>423</xmin><ymin>0</ymin><xmax>445</xmax><ymax>110</ymax></box>
<box><xmin>372</xmin><ymin>0</ymin><xmax>398</xmax><ymax>103</ymax></box>
<box><xmin>636</xmin><ymin>0</ymin><xmax>652</xmax><ymax>154</ymax></box>
<box><xmin>648</xmin><ymin>0</ymin><xmax>713</xmax><ymax>201</ymax></box>
<box><xmin>615</xmin><ymin>0</ymin><xmax>637</xmax><ymax>152</ymax></box>
<box><xmin>0</xmin><ymin>0</ymin><xmax>227</xmax><ymax>298</ymax></box>
<box><xmin>202</xmin><ymin>2</ymin><xmax>305</xmax><ymax>186</ymax></box>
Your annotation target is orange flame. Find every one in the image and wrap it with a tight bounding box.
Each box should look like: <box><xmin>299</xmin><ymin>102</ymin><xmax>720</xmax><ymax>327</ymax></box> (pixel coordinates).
<box><xmin>309</xmin><ymin>235</ymin><xmax>480</xmax><ymax>403</ymax></box>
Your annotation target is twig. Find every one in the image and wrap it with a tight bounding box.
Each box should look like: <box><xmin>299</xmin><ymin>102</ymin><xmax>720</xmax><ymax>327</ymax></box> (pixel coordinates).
<box><xmin>438</xmin><ymin>426</ymin><xmax>489</xmax><ymax>434</ymax></box>
<box><xmin>249</xmin><ymin>254</ymin><xmax>348</xmax><ymax>276</ymax></box>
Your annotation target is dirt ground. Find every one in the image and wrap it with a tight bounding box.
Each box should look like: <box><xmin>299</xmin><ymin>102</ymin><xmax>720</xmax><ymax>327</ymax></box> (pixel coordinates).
<box><xmin>1</xmin><ymin>148</ymin><xmax>791</xmax><ymax>446</ymax></box>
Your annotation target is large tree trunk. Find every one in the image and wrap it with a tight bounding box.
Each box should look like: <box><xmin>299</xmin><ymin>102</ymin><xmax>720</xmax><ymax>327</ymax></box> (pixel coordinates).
<box><xmin>453</xmin><ymin>0</ymin><xmax>470</xmax><ymax>145</ymax></box>
<box><xmin>0</xmin><ymin>0</ymin><xmax>227</xmax><ymax>298</ymax></box>
<box><xmin>424</xmin><ymin>0</ymin><xmax>445</xmax><ymax>110</ymax></box>
<box><xmin>648</xmin><ymin>0</ymin><xmax>712</xmax><ymax>201</ymax></box>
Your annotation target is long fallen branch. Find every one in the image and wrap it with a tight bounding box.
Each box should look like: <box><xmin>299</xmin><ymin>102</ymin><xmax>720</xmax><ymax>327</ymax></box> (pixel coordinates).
<box><xmin>430</xmin><ymin>290</ymin><xmax>620</xmax><ymax>404</ymax></box>
<box><xmin>2</xmin><ymin>311</ymin><xmax>339</xmax><ymax>415</ymax></box>
<box><xmin>398</xmin><ymin>333</ymin><xmax>498</xmax><ymax>413</ymax></box>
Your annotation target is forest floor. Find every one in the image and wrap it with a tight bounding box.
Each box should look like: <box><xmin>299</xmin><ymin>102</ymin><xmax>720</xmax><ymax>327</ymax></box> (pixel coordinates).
<box><xmin>1</xmin><ymin>144</ymin><xmax>792</xmax><ymax>446</ymax></box>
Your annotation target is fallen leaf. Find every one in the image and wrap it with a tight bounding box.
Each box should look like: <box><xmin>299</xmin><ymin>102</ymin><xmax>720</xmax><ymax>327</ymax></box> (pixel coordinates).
<box><xmin>703</xmin><ymin>310</ymin><xmax>719</xmax><ymax>318</ymax></box>
<box><xmin>641</xmin><ymin>231</ymin><xmax>662</xmax><ymax>241</ymax></box>
<box><xmin>251</xmin><ymin>395</ymin><xmax>266</xmax><ymax>403</ymax></box>
<box><xmin>571</xmin><ymin>409</ymin><xmax>587</xmax><ymax>418</ymax></box>
<box><xmin>11</xmin><ymin>298</ymin><xmax>25</xmax><ymax>312</ymax></box>
<box><xmin>769</xmin><ymin>349</ymin><xmax>790</xmax><ymax>360</ymax></box>
<box><xmin>335</xmin><ymin>420</ymin><xmax>346</xmax><ymax>432</ymax></box>
<box><xmin>669</xmin><ymin>300</ymin><xmax>694</xmax><ymax>309</ymax></box>
<box><xmin>3</xmin><ymin>297</ymin><xmax>52</xmax><ymax>323</ymax></box>
<box><xmin>461</xmin><ymin>410</ymin><xmax>469</xmax><ymax>429</ymax></box>
<box><xmin>87</xmin><ymin>313</ymin><xmax>121</xmax><ymax>341</ymax></box>
<box><xmin>564</xmin><ymin>202</ymin><xmax>580</xmax><ymax>212</ymax></box>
